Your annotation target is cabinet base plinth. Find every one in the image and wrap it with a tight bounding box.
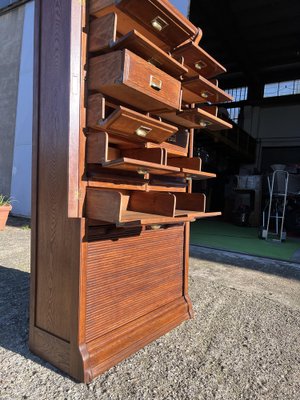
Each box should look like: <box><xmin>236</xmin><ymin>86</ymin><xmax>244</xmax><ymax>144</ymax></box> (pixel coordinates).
<box><xmin>29</xmin><ymin>297</ymin><xmax>191</xmax><ymax>383</ymax></box>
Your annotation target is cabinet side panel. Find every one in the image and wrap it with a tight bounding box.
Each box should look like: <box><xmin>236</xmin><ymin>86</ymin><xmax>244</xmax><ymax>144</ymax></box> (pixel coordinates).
<box><xmin>34</xmin><ymin>0</ymin><xmax>81</xmax><ymax>342</ymax></box>
<box><xmin>86</xmin><ymin>225</ymin><xmax>185</xmax><ymax>342</ymax></box>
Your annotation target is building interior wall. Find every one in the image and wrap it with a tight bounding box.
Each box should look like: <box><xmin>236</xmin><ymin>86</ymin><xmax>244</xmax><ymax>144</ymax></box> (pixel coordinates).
<box><xmin>243</xmin><ymin>103</ymin><xmax>300</xmax><ymax>171</ymax></box>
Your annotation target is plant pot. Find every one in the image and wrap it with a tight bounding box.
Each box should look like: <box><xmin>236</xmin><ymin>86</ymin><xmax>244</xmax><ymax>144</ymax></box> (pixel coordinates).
<box><xmin>0</xmin><ymin>205</ymin><xmax>12</xmax><ymax>231</ymax></box>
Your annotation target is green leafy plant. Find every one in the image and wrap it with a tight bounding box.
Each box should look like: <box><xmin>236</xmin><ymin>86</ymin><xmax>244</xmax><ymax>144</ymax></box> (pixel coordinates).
<box><xmin>0</xmin><ymin>195</ymin><xmax>12</xmax><ymax>207</ymax></box>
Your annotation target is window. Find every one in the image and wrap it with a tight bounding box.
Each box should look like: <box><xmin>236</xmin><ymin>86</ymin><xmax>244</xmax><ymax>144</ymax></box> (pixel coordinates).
<box><xmin>227</xmin><ymin>107</ymin><xmax>240</xmax><ymax>124</ymax></box>
<box><xmin>0</xmin><ymin>0</ymin><xmax>21</xmax><ymax>10</ymax></box>
<box><xmin>264</xmin><ymin>80</ymin><xmax>300</xmax><ymax>98</ymax></box>
<box><xmin>226</xmin><ymin>86</ymin><xmax>248</xmax><ymax>102</ymax></box>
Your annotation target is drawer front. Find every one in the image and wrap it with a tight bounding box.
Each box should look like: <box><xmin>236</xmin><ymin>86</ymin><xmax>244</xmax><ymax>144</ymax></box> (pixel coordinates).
<box><xmin>124</xmin><ymin>50</ymin><xmax>181</xmax><ymax>110</ymax></box>
<box><xmin>86</xmin><ymin>225</ymin><xmax>185</xmax><ymax>342</ymax></box>
<box><xmin>90</xmin><ymin>0</ymin><xmax>198</xmax><ymax>49</ymax></box>
<box><xmin>118</xmin><ymin>0</ymin><xmax>197</xmax><ymax>48</ymax></box>
<box><xmin>89</xmin><ymin>50</ymin><xmax>182</xmax><ymax>112</ymax></box>
<box><xmin>182</xmin><ymin>76</ymin><xmax>233</xmax><ymax>104</ymax></box>
<box><xmin>97</xmin><ymin>106</ymin><xmax>178</xmax><ymax>144</ymax></box>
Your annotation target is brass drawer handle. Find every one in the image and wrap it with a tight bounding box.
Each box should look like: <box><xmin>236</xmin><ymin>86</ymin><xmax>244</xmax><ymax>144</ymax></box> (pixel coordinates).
<box><xmin>201</xmin><ymin>90</ymin><xmax>212</xmax><ymax>99</ymax></box>
<box><xmin>195</xmin><ymin>119</ymin><xmax>212</xmax><ymax>128</ymax></box>
<box><xmin>151</xmin><ymin>16</ymin><xmax>169</xmax><ymax>32</ymax></box>
<box><xmin>135</xmin><ymin>126</ymin><xmax>152</xmax><ymax>138</ymax></box>
<box><xmin>150</xmin><ymin>75</ymin><xmax>162</xmax><ymax>91</ymax></box>
<box><xmin>137</xmin><ymin>168</ymin><xmax>148</xmax><ymax>175</ymax></box>
<box><xmin>194</xmin><ymin>60</ymin><xmax>207</xmax><ymax>71</ymax></box>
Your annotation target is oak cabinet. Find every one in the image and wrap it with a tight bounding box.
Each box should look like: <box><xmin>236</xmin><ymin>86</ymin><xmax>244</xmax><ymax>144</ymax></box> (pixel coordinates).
<box><xmin>30</xmin><ymin>0</ymin><xmax>231</xmax><ymax>383</ymax></box>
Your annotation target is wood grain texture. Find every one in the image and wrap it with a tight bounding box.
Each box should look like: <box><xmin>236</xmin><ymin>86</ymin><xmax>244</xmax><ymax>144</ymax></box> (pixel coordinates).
<box><xmin>86</xmin><ymin>132</ymin><xmax>109</xmax><ymax>164</ymax></box>
<box><xmin>68</xmin><ymin>0</ymin><xmax>82</xmax><ymax>217</ymax></box>
<box><xmin>101</xmin><ymin>157</ymin><xmax>180</xmax><ymax>175</ymax></box>
<box><xmin>86</xmin><ymin>225</ymin><xmax>185</xmax><ymax>342</ymax></box>
<box><xmin>182</xmin><ymin>76</ymin><xmax>234</xmax><ymax>104</ymax></box>
<box><xmin>117</xmin><ymin>0</ymin><xmax>197</xmax><ymax>47</ymax></box>
<box><xmin>172</xmin><ymin>41</ymin><xmax>226</xmax><ymax>79</ymax></box>
<box><xmin>89</xmin><ymin>0</ymin><xmax>198</xmax><ymax>49</ymax></box>
<box><xmin>86</xmin><ymin>189</ymin><xmax>123</xmax><ymax>224</ymax></box>
<box><xmin>86</xmin><ymin>131</ymin><xmax>180</xmax><ymax>175</ymax></box>
<box><xmin>89</xmin><ymin>12</ymin><xmax>187</xmax><ymax>78</ymax></box>
<box><xmin>30</xmin><ymin>0</ymin><xmax>226</xmax><ymax>383</ymax></box>
<box><xmin>110</xmin><ymin>30</ymin><xmax>187</xmax><ymax>77</ymax></box>
<box><xmin>87</xmin><ymin>297</ymin><xmax>189</xmax><ymax>379</ymax></box>
<box><xmin>34</xmin><ymin>0</ymin><xmax>82</xmax><ymax>341</ymax></box>
<box><xmin>89</xmin><ymin>12</ymin><xmax>117</xmax><ymax>52</ymax></box>
<box><xmin>183</xmin><ymin>223</ymin><xmax>193</xmax><ymax>318</ymax></box>
<box><xmin>30</xmin><ymin>327</ymin><xmax>70</xmax><ymax>373</ymax></box>
<box><xmin>88</xmin><ymin>50</ymin><xmax>182</xmax><ymax>112</ymax></box>
<box><xmin>87</xmin><ymin>94</ymin><xmax>106</xmax><ymax>130</ymax></box>
<box><xmin>88</xmin><ymin>102</ymin><xmax>178</xmax><ymax>143</ymax></box>
<box><xmin>129</xmin><ymin>191</ymin><xmax>176</xmax><ymax>216</ymax></box>
<box><xmin>121</xmin><ymin>148</ymin><xmax>165</xmax><ymax>164</ymax></box>
<box><xmin>168</xmin><ymin>157</ymin><xmax>202</xmax><ymax>171</ymax></box>
<box><xmin>87</xmin><ymin>134</ymin><xmax>167</xmax><ymax>164</ymax></box>
<box><xmin>174</xmin><ymin>193</ymin><xmax>206</xmax><ymax>211</ymax></box>
<box><xmin>179</xmin><ymin>108</ymin><xmax>232</xmax><ymax>131</ymax></box>
<box><xmin>179</xmin><ymin>170</ymin><xmax>216</xmax><ymax>180</ymax></box>
<box><xmin>85</xmin><ymin>189</ymin><xmax>202</xmax><ymax>225</ymax></box>
<box><xmin>86</xmin><ymin>189</ymin><xmax>216</xmax><ymax>224</ymax></box>
<box><xmin>200</xmin><ymin>105</ymin><xmax>218</xmax><ymax>116</ymax></box>
<box><xmin>160</xmin><ymin>108</ymin><xmax>232</xmax><ymax>130</ymax></box>
<box><xmin>145</xmin><ymin>130</ymin><xmax>190</xmax><ymax>157</ymax></box>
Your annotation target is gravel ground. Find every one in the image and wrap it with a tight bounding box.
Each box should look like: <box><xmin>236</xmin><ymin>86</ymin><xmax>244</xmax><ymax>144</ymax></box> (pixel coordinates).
<box><xmin>1</xmin><ymin>217</ymin><xmax>300</xmax><ymax>400</ymax></box>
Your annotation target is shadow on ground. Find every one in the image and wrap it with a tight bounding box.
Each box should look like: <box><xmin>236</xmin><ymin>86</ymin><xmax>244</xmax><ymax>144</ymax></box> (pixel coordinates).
<box><xmin>0</xmin><ymin>265</ymin><xmax>68</xmax><ymax>379</ymax></box>
<box><xmin>190</xmin><ymin>245</ymin><xmax>300</xmax><ymax>282</ymax></box>
<box><xmin>6</xmin><ymin>216</ymin><xmax>31</xmax><ymax>228</ymax></box>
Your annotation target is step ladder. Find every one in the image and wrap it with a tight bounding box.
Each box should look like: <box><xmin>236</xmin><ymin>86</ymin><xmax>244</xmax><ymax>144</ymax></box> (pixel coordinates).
<box><xmin>260</xmin><ymin>170</ymin><xmax>289</xmax><ymax>242</ymax></box>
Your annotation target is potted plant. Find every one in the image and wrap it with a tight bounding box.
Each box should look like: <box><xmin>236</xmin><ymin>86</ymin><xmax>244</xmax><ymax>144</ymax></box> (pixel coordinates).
<box><xmin>0</xmin><ymin>195</ymin><xmax>12</xmax><ymax>231</ymax></box>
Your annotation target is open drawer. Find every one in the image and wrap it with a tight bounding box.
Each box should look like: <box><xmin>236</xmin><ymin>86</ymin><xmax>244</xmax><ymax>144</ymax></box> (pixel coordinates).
<box><xmin>86</xmin><ymin>189</ymin><xmax>220</xmax><ymax>226</ymax></box>
<box><xmin>144</xmin><ymin>129</ymin><xmax>190</xmax><ymax>157</ymax></box>
<box><xmin>172</xmin><ymin>41</ymin><xmax>226</xmax><ymax>79</ymax></box>
<box><xmin>182</xmin><ymin>76</ymin><xmax>233</xmax><ymax>104</ymax></box>
<box><xmin>89</xmin><ymin>13</ymin><xmax>187</xmax><ymax>78</ymax></box>
<box><xmin>159</xmin><ymin>108</ymin><xmax>233</xmax><ymax>130</ymax></box>
<box><xmin>167</xmin><ymin>156</ymin><xmax>216</xmax><ymax>180</ymax></box>
<box><xmin>88</xmin><ymin>94</ymin><xmax>178</xmax><ymax>144</ymax></box>
<box><xmin>89</xmin><ymin>0</ymin><xmax>199</xmax><ymax>51</ymax></box>
<box><xmin>89</xmin><ymin>49</ymin><xmax>182</xmax><ymax>113</ymax></box>
<box><xmin>87</xmin><ymin>132</ymin><xmax>180</xmax><ymax>176</ymax></box>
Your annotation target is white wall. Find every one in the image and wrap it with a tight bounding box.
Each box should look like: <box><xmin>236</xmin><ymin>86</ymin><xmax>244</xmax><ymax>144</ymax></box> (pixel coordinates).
<box><xmin>242</xmin><ymin>103</ymin><xmax>300</xmax><ymax>171</ymax></box>
<box><xmin>10</xmin><ymin>1</ymin><xmax>34</xmax><ymax>217</ymax></box>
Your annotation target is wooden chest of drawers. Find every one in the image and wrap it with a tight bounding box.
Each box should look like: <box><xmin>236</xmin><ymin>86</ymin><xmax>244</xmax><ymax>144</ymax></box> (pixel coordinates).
<box><xmin>30</xmin><ymin>0</ymin><xmax>231</xmax><ymax>383</ymax></box>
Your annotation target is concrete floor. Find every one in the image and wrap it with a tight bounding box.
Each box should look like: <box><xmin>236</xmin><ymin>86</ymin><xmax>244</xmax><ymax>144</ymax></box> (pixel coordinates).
<box><xmin>1</xmin><ymin>218</ymin><xmax>300</xmax><ymax>400</ymax></box>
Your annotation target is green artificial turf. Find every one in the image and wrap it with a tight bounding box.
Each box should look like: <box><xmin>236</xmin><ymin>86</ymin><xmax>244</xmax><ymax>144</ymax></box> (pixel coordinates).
<box><xmin>190</xmin><ymin>220</ymin><xmax>300</xmax><ymax>262</ymax></box>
